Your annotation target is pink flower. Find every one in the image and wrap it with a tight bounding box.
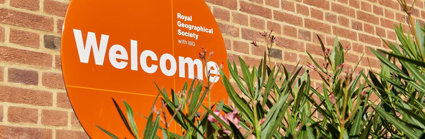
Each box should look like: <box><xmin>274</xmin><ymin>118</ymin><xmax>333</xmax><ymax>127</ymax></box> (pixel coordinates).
<box><xmin>207</xmin><ymin>108</ymin><xmax>242</xmax><ymax>134</ymax></box>
<box><xmin>207</xmin><ymin>109</ymin><xmax>221</xmax><ymax>123</ymax></box>
<box><xmin>307</xmin><ymin>64</ymin><xmax>316</xmax><ymax>70</ymax></box>
<box><xmin>330</xmin><ymin>92</ymin><xmax>336</xmax><ymax>104</ymax></box>
<box><xmin>223</xmin><ymin>130</ymin><xmax>231</xmax><ymax>134</ymax></box>
<box><xmin>260</xmin><ymin>118</ymin><xmax>266</xmax><ymax>125</ymax></box>
<box><xmin>360</xmin><ymin>90</ymin><xmax>367</xmax><ymax>100</ymax></box>
<box><xmin>225</xmin><ymin>108</ymin><xmax>241</xmax><ymax>129</ymax></box>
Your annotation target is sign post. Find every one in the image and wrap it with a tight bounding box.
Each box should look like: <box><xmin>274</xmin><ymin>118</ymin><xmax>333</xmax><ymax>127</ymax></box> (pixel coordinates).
<box><xmin>61</xmin><ymin>0</ymin><xmax>228</xmax><ymax>138</ymax></box>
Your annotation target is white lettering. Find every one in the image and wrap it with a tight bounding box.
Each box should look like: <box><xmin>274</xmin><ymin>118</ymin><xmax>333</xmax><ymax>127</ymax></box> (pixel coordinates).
<box><xmin>160</xmin><ymin>54</ymin><xmax>177</xmax><ymax>76</ymax></box>
<box><xmin>207</xmin><ymin>61</ymin><xmax>220</xmax><ymax>83</ymax></box>
<box><xmin>140</xmin><ymin>50</ymin><xmax>158</xmax><ymax>74</ymax></box>
<box><xmin>72</xmin><ymin>29</ymin><xmax>222</xmax><ymax>82</ymax></box>
<box><xmin>109</xmin><ymin>44</ymin><xmax>128</xmax><ymax>69</ymax></box>
<box><xmin>73</xmin><ymin>29</ymin><xmax>109</xmax><ymax>65</ymax></box>
<box><xmin>131</xmin><ymin>40</ymin><xmax>138</xmax><ymax>71</ymax></box>
<box><xmin>179</xmin><ymin>57</ymin><xmax>203</xmax><ymax>80</ymax></box>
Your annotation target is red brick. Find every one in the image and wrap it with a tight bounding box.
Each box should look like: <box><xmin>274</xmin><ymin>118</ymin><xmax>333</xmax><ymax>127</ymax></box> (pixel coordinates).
<box><xmin>357</xmin><ymin>11</ymin><xmax>379</xmax><ymax>23</ymax></box>
<box><xmin>43</xmin><ymin>0</ymin><xmax>68</xmax><ymax>17</ymax></box>
<box><xmin>0</xmin><ymin>46</ymin><xmax>52</xmax><ymax>67</ymax></box>
<box><xmin>338</xmin><ymin>16</ymin><xmax>349</xmax><ymax>27</ymax></box>
<box><xmin>0</xmin><ymin>105</ymin><xmax>2</xmax><ymax>121</ymax></box>
<box><xmin>8</xmin><ymin>68</ymin><xmax>38</xmax><ymax>85</ymax></box>
<box><xmin>387</xmin><ymin>30</ymin><xmax>397</xmax><ymax>41</ymax></box>
<box><xmin>7</xmin><ymin>106</ymin><xmax>38</xmax><ymax>124</ymax></box>
<box><xmin>346</xmin><ymin>52</ymin><xmax>360</xmax><ymax>63</ymax></box>
<box><xmin>56</xmin><ymin>130</ymin><xmax>89</xmax><ymax>139</ymax></box>
<box><xmin>0</xmin><ymin>67</ymin><xmax>3</xmax><ymax>82</ymax></box>
<box><xmin>252</xmin><ymin>46</ymin><xmax>266</xmax><ymax>56</ymax></box>
<box><xmin>349</xmin><ymin>0</ymin><xmax>360</xmax><ymax>8</ymax></box>
<box><xmin>9</xmin><ymin>29</ymin><xmax>40</xmax><ymax>48</ymax></box>
<box><xmin>373</xmin><ymin>5</ymin><xmax>383</xmax><ymax>16</ymax></box>
<box><xmin>332</xmin><ymin>3</ymin><xmax>355</xmax><ymax>18</ymax></box>
<box><xmin>251</xmin><ymin>0</ymin><xmax>263</xmax><ymax>4</ymax></box>
<box><xmin>242</xmin><ymin>28</ymin><xmax>262</xmax><ymax>42</ymax></box>
<box><xmin>267</xmin><ymin>21</ymin><xmax>281</xmax><ymax>34</ymax></box>
<box><xmin>378</xmin><ymin>0</ymin><xmax>399</xmax><ymax>9</ymax></box>
<box><xmin>380</xmin><ymin>18</ymin><xmax>397</xmax><ymax>29</ymax></box>
<box><xmin>250</xmin><ymin>16</ymin><xmax>265</xmax><ymax>30</ymax></box>
<box><xmin>325</xmin><ymin>13</ymin><xmax>337</xmax><ymax>23</ymax></box>
<box><xmin>241</xmin><ymin>56</ymin><xmax>261</xmax><ymax>67</ymax></box>
<box><xmin>70</xmin><ymin>112</ymin><xmax>82</xmax><ymax>128</ymax></box>
<box><xmin>231</xmin><ymin>12</ymin><xmax>248</xmax><ymax>26</ymax></box>
<box><xmin>311</xmin><ymin>8</ymin><xmax>324</xmax><ymax>20</ymax></box>
<box><xmin>305</xmin><ymin>19</ymin><xmax>331</xmax><ymax>34</ymax></box>
<box><xmin>333</xmin><ymin>26</ymin><xmax>357</xmax><ymax>41</ymax></box>
<box><xmin>0</xmin><ymin>125</ymin><xmax>51</xmax><ymax>139</ymax></box>
<box><xmin>282</xmin><ymin>0</ymin><xmax>295</xmax><ymax>12</ymax></box>
<box><xmin>338</xmin><ymin>0</ymin><xmax>348</xmax><ymax>4</ymax></box>
<box><xmin>363</xmin><ymin>23</ymin><xmax>374</xmax><ymax>34</ymax></box>
<box><xmin>213</xmin><ymin>7</ymin><xmax>230</xmax><ymax>21</ymax></box>
<box><xmin>217</xmin><ymin>23</ymin><xmax>239</xmax><ymax>37</ymax></box>
<box><xmin>361</xmin><ymin>57</ymin><xmax>381</xmax><ymax>68</ymax></box>
<box><xmin>57</xmin><ymin>19</ymin><xmax>64</xmax><ymax>33</ymax></box>
<box><xmin>284</xmin><ymin>51</ymin><xmax>297</xmax><ymax>62</ymax></box>
<box><xmin>306</xmin><ymin>43</ymin><xmax>323</xmax><ymax>56</ymax></box>
<box><xmin>0</xmin><ymin>8</ymin><xmax>53</xmax><ymax>31</ymax></box>
<box><xmin>224</xmin><ymin>38</ymin><xmax>231</xmax><ymax>50</ymax></box>
<box><xmin>233</xmin><ymin>41</ymin><xmax>249</xmax><ymax>54</ymax></box>
<box><xmin>376</xmin><ymin>27</ymin><xmax>386</xmax><ymax>38</ymax></box>
<box><xmin>42</xmin><ymin>110</ymin><xmax>68</xmax><ymax>126</ymax></box>
<box><xmin>0</xmin><ymin>27</ymin><xmax>4</xmax><ymax>42</ymax></box>
<box><xmin>55</xmin><ymin>55</ymin><xmax>61</xmax><ymax>69</ymax></box>
<box><xmin>304</xmin><ymin>0</ymin><xmax>330</xmax><ymax>10</ymax></box>
<box><xmin>42</xmin><ymin>72</ymin><xmax>65</xmax><ymax>89</ymax></box>
<box><xmin>359</xmin><ymin>33</ymin><xmax>382</xmax><ymax>47</ymax></box>
<box><xmin>385</xmin><ymin>9</ymin><xmax>395</xmax><ymax>19</ymax></box>
<box><xmin>10</xmin><ymin>0</ymin><xmax>39</xmax><ymax>11</ymax></box>
<box><xmin>352</xmin><ymin>43</ymin><xmax>364</xmax><ymax>53</ymax></box>
<box><xmin>240</xmin><ymin>1</ymin><xmax>272</xmax><ymax>18</ymax></box>
<box><xmin>206</xmin><ymin>0</ymin><xmax>237</xmax><ymax>9</ymax></box>
<box><xmin>352</xmin><ymin>20</ymin><xmax>363</xmax><ymax>31</ymax></box>
<box><xmin>298</xmin><ymin>29</ymin><xmax>311</xmax><ymax>41</ymax></box>
<box><xmin>56</xmin><ymin>92</ymin><xmax>71</xmax><ymax>108</ymax></box>
<box><xmin>0</xmin><ymin>86</ymin><xmax>52</xmax><ymax>106</ymax></box>
<box><xmin>275</xmin><ymin>37</ymin><xmax>305</xmax><ymax>52</ymax></box>
<box><xmin>265</xmin><ymin>0</ymin><xmax>279</xmax><ymax>8</ymax></box>
<box><xmin>283</xmin><ymin>25</ymin><xmax>297</xmax><ymax>38</ymax></box>
<box><xmin>361</xmin><ymin>1</ymin><xmax>372</xmax><ymax>12</ymax></box>
<box><xmin>274</xmin><ymin>11</ymin><xmax>303</xmax><ymax>26</ymax></box>
<box><xmin>227</xmin><ymin>54</ymin><xmax>240</xmax><ymax>65</ymax></box>
<box><xmin>296</xmin><ymin>4</ymin><xmax>309</xmax><ymax>16</ymax></box>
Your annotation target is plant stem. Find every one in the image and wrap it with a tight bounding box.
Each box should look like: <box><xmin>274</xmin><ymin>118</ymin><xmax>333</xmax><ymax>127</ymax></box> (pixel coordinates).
<box><xmin>339</xmin><ymin>89</ymin><xmax>349</xmax><ymax>139</ymax></box>
<box><xmin>253</xmin><ymin>101</ymin><xmax>261</xmax><ymax>139</ymax></box>
<box><xmin>339</xmin><ymin>123</ymin><xmax>345</xmax><ymax>139</ymax></box>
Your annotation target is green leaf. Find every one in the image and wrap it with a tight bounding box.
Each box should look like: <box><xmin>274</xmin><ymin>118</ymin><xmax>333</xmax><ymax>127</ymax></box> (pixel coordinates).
<box><xmin>112</xmin><ymin>98</ymin><xmax>136</xmax><ymax>138</ymax></box>
<box><xmin>372</xmin><ymin>104</ymin><xmax>419</xmax><ymax>138</ymax></box>
<box><xmin>96</xmin><ymin>125</ymin><xmax>119</xmax><ymax>139</ymax></box>
<box><xmin>143</xmin><ymin>111</ymin><xmax>161</xmax><ymax>139</ymax></box>
<box><xmin>220</xmin><ymin>69</ymin><xmax>254</xmax><ymax>124</ymax></box>
<box><xmin>124</xmin><ymin>101</ymin><xmax>139</xmax><ymax>139</ymax></box>
<box><xmin>416</xmin><ymin>20</ymin><xmax>425</xmax><ymax>57</ymax></box>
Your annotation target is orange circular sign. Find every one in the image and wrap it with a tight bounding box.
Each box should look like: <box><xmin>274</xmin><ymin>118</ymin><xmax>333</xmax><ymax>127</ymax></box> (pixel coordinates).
<box><xmin>61</xmin><ymin>0</ymin><xmax>228</xmax><ymax>138</ymax></box>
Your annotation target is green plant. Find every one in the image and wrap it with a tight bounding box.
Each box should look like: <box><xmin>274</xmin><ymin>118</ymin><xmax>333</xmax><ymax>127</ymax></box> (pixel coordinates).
<box><xmin>365</xmin><ymin>1</ymin><xmax>425</xmax><ymax>138</ymax></box>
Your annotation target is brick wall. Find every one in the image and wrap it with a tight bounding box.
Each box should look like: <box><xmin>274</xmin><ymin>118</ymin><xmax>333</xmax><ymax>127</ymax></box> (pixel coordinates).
<box><xmin>0</xmin><ymin>0</ymin><xmax>422</xmax><ymax>138</ymax></box>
